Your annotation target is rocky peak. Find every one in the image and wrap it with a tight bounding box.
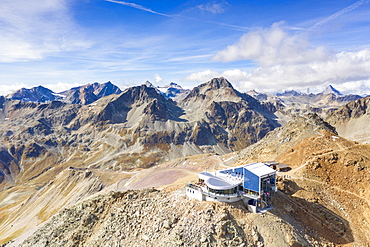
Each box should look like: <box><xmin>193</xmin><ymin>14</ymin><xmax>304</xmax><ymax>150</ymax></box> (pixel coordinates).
<box><xmin>276</xmin><ymin>90</ymin><xmax>302</xmax><ymax>97</ymax></box>
<box><xmin>144</xmin><ymin>81</ymin><xmax>156</xmax><ymax>88</ymax></box>
<box><xmin>95</xmin><ymin>84</ymin><xmax>169</xmax><ymax>123</ymax></box>
<box><xmin>91</xmin><ymin>81</ymin><xmax>122</xmax><ymax>98</ymax></box>
<box><xmin>157</xmin><ymin>82</ymin><xmax>190</xmax><ymax>100</ymax></box>
<box><xmin>6</xmin><ymin>85</ymin><xmax>60</xmax><ymax>103</ymax></box>
<box><xmin>125</xmin><ymin>84</ymin><xmax>166</xmax><ymax>103</ymax></box>
<box><xmin>61</xmin><ymin>81</ymin><xmax>121</xmax><ymax>105</ymax></box>
<box><xmin>182</xmin><ymin>77</ymin><xmax>241</xmax><ymax>104</ymax></box>
<box><xmin>322</xmin><ymin>85</ymin><xmax>342</xmax><ymax>96</ymax></box>
<box><xmin>168</xmin><ymin>82</ymin><xmax>182</xmax><ymax>88</ymax></box>
<box><xmin>207</xmin><ymin>77</ymin><xmax>234</xmax><ymax>90</ymax></box>
<box><xmin>247</xmin><ymin>89</ymin><xmax>259</xmax><ymax>95</ymax></box>
<box><xmin>246</xmin><ymin>89</ymin><xmax>269</xmax><ymax>101</ymax></box>
<box><xmin>62</xmin><ymin>87</ymin><xmax>97</xmax><ymax>105</ymax></box>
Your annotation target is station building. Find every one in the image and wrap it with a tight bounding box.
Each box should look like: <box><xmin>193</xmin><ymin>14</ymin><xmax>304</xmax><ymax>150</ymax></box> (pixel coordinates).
<box><xmin>186</xmin><ymin>162</ymin><xmax>277</xmax><ymax>213</ymax></box>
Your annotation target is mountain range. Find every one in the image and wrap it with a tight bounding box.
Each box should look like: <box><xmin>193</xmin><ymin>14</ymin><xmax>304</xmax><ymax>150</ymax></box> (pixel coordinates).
<box><xmin>0</xmin><ymin>78</ymin><xmax>279</xmax><ymax>188</ymax></box>
<box><xmin>5</xmin><ymin>81</ymin><xmax>122</xmax><ymax>105</ymax></box>
<box><xmin>1</xmin><ymin>77</ymin><xmax>370</xmax><ymax>246</ymax></box>
<box><xmin>248</xmin><ymin>85</ymin><xmax>362</xmax><ymax>120</ymax></box>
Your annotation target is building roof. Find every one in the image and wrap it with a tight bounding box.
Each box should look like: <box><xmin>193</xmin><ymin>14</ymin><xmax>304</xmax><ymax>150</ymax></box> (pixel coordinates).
<box><xmin>206</xmin><ymin>177</ymin><xmax>238</xmax><ymax>190</ymax></box>
<box><xmin>199</xmin><ymin>172</ymin><xmax>240</xmax><ymax>190</ymax></box>
<box><xmin>243</xmin><ymin>162</ymin><xmax>276</xmax><ymax>177</ymax></box>
<box><xmin>277</xmin><ymin>163</ymin><xmax>289</xmax><ymax>168</ymax></box>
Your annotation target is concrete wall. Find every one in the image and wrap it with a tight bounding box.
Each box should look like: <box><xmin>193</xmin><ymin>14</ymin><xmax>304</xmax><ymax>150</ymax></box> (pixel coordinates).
<box><xmin>186</xmin><ymin>187</ymin><xmax>204</xmax><ymax>201</ymax></box>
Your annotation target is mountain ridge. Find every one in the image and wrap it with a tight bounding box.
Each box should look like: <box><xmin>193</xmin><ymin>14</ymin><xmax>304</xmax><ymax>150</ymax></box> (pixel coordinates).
<box><xmin>0</xmin><ymin>78</ymin><xmax>279</xmax><ymax>189</ymax></box>
<box><xmin>1</xmin><ymin>77</ymin><xmax>370</xmax><ymax>246</ymax></box>
<box><xmin>5</xmin><ymin>81</ymin><xmax>122</xmax><ymax>105</ymax></box>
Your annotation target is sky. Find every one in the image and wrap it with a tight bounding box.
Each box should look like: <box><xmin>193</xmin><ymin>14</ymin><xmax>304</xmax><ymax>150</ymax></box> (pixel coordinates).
<box><xmin>1</xmin><ymin>0</ymin><xmax>370</xmax><ymax>95</ymax></box>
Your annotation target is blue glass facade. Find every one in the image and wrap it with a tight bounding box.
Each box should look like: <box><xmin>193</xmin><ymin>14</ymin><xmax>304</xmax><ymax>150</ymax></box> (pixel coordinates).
<box><xmin>217</xmin><ymin>164</ymin><xmax>275</xmax><ymax>194</ymax></box>
<box><xmin>243</xmin><ymin>168</ymin><xmax>260</xmax><ymax>192</ymax></box>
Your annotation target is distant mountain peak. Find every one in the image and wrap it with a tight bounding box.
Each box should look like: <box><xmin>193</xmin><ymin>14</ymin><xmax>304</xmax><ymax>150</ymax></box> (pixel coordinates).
<box><xmin>181</xmin><ymin>77</ymin><xmax>249</xmax><ymax>106</ymax></box>
<box><xmin>168</xmin><ymin>82</ymin><xmax>181</xmax><ymax>87</ymax></box>
<box><xmin>323</xmin><ymin>85</ymin><xmax>342</xmax><ymax>96</ymax></box>
<box><xmin>247</xmin><ymin>89</ymin><xmax>259</xmax><ymax>95</ymax></box>
<box><xmin>144</xmin><ymin>81</ymin><xmax>156</xmax><ymax>88</ymax></box>
<box><xmin>208</xmin><ymin>77</ymin><xmax>233</xmax><ymax>89</ymax></box>
<box><xmin>142</xmin><ymin>81</ymin><xmax>189</xmax><ymax>101</ymax></box>
<box><xmin>189</xmin><ymin>77</ymin><xmax>236</xmax><ymax>96</ymax></box>
<box><xmin>6</xmin><ymin>85</ymin><xmax>58</xmax><ymax>103</ymax></box>
<box><xmin>276</xmin><ymin>90</ymin><xmax>302</xmax><ymax>97</ymax></box>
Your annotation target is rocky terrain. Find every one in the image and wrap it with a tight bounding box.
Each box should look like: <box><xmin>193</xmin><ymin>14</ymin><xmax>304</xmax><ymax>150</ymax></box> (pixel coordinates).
<box><xmin>15</xmin><ymin>189</ymin><xmax>319</xmax><ymax>247</ymax></box>
<box><xmin>326</xmin><ymin>96</ymin><xmax>370</xmax><ymax>143</ymax></box>
<box><xmin>2</xmin><ymin>112</ymin><xmax>369</xmax><ymax>246</ymax></box>
<box><xmin>1</xmin><ymin>78</ymin><xmax>370</xmax><ymax>246</ymax></box>
<box><xmin>247</xmin><ymin>85</ymin><xmax>362</xmax><ymax>120</ymax></box>
<box><xmin>0</xmin><ymin>78</ymin><xmax>279</xmax><ymax>188</ymax></box>
<box><xmin>156</xmin><ymin>82</ymin><xmax>191</xmax><ymax>101</ymax></box>
<box><xmin>59</xmin><ymin>81</ymin><xmax>122</xmax><ymax>105</ymax></box>
<box><xmin>6</xmin><ymin>81</ymin><xmax>121</xmax><ymax>105</ymax></box>
<box><xmin>6</xmin><ymin>86</ymin><xmax>63</xmax><ymax>103</ymax></box>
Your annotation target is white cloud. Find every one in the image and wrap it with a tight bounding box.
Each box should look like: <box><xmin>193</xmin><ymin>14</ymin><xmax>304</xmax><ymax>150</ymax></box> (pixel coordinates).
<box><xmin>0</xmin><ymin>82</ymin><xmax>28</xmax><ymax>96</ymax></box>
<box><xmin>0</xmin><ymin>82</ymin><xmax>88</xmax><ymax>96</ymax></box>
<box><xmin>42</xmin><ymin>82</ymin><xmax>87</xmax><ymax>93</ymax></box>
<box><xmin>334</xmin><ymin>79</ymin><xmax>370</xmax><ymax>96</ymax></box>
<box><xmin>212</xmin><ymin>22</ymin><xmax>330</xmax><ymax>67</ymax></box>
<box><xmin>183</xmin><ymin>69</ymin><xmax>221</xmax><ymax>82</ymax></box>
<box><xmin>183</xmin><ymin>22</ymin><xmax>370</xmax><ymax>94</ymax></box>
<box><xmin>197</xmin><ymin>2</ymin><xmax>229</xmax><ymax>14</ymax></box>
<box><xmin>184</xmin><ymin>69</ymin><xmax>248</xmax><ymax>82</ymax></box>
<box><xmin>154</xmin><ymin>74</ymin><xmax>163</xmax><ymax>83</ymax></box>
<box><xmin>184</xmin><ymin>49</ymin><xmax>370</xmax><ymax>94</ymax></box>
<box><xmin>221</xmin><ymin>69</ymin><xmax>248</xmax><ymax>81</ymax></box>
<box><xmin>183</xmin><ymin>69</ymin><xmax>250</xmax><ymax>87</ymax></box>
<box><xmin>0</xmin><ymin>0</ymin><xmax>90</xmax><ymax>62</ymax></box>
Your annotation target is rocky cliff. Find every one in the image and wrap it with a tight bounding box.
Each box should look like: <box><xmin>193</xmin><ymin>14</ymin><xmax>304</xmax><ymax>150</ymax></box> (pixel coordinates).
<box><xmin>5</xmin><ymin>81</ymin><xmax>122</xmax><ymax>105</ymax></box>
<box><xmin>59</xmin><ymin>81</ymin><xmax>122</xmax><ymax>105</ymax></box>
<box><xmin>6</xmin><ymin>86</ymin><xmax>63</xmax><ymax>103</ymax></box>
<box><xmin>326</xmin><ymin>96</ymin><xmax>370</xmax><ymax>143</ymax></box>
<box><xmin>249</xmin><ymin>86</ymin><xmax>362</xmax><ymax>120</ymax></box>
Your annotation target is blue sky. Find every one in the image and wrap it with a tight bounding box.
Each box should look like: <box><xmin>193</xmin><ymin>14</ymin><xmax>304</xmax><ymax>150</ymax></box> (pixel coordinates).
<box><xmin>1</xmin><ymin>0</ymin><xmax>370</xmax><ymax>95</ymax></box>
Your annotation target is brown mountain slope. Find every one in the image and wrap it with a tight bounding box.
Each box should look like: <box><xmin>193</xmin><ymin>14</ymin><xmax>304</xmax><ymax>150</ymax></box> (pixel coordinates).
<box><xmin>277</xmin><ymin>130</ymin><xmax>370</xmax><ymax>244</ymax></box>
<box><xmin>233</xmin><ymin>117</ymin><xmax>370</xmax><ymax>245</ymax></box>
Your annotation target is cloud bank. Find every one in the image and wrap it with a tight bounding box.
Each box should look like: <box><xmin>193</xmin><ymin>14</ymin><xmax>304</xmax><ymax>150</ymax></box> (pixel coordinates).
<box><xmin>212</xmin><ymin>22</ymin><xmax>330</xmax><ymax>66</ymax></box>
<box><xmin>185</xmin><ymin>23</ymin><xmax>370</xmax><ymax>94</ymax></box>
